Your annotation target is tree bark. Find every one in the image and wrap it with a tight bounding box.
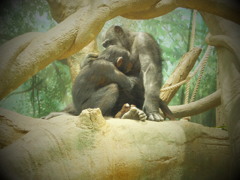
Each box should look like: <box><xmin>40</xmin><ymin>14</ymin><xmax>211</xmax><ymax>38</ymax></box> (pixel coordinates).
<box><xmin>206</xmin><ymin>34</ymin><xmax>240</xmax><ymax>72</ymax></box>
<box><xmin>165</xmin><ymin>89</ymin><xmax>221</xmax><ymax>118</ymax></box>
<box><xmin>123</xmin><ymin>0</ymin><xmax>240</xmax><ymax>25</ymax></box>
<box><xmin>0</xmin><ymin>108</ymin><xmax>230</xmax><ymax>180</ymax></box>
<box><xmin>201</xmin><ymin>12</ymin><xmax>240</xmax><ymax>177</ymax></box>
<box><xmin>160</xmin><ymin>47</ymin><xmax>201</xmax><ymax>104</ymax></box>
<box><xmin>0</xmin><ymin>5</ymin><xmax>108</xmax><ymax>99</ymax></box>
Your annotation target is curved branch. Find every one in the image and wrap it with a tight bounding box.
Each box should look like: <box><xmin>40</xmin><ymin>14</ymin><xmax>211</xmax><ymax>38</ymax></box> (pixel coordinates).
<box><xmin>206</xmin><ymin>34</ymin><xmax>240</xmax><ymax>72</ymax></box>
<box><xmin>0</xmin><ymin>7</ymin><xmax>110</xmax><ymax>99</ymax></box>
<box><xmin>164</xmin><ymin>89</ymin><xmax>221</xmax><ymax>118</ymax></box>
<box><xmin>122</xmin><ymin>0</ymin><xmax>240</xmax><ymax>25</ymax></box>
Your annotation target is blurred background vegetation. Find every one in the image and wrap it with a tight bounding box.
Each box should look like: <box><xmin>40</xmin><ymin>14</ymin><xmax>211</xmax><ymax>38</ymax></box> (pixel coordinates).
<box><xmin>0</xmin><ymin>0</ymin><xmax>217</xmax><ymax>126</ymax></box>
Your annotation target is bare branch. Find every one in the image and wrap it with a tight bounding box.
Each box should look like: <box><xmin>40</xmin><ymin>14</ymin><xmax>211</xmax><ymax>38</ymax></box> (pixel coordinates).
<box><xmin>163</xmin><ymin>89</ymin><xmax>221</xmax><ymax>118</ymax></box>
<box><xmin>206</xmin><ymin>33</ymin><xmax>240</xmax><ymax>72</ymax></box>
<box><xmin>160</xmin><ymin>47</ymin><xmax>202</xmax><ymax>103</ymax></box>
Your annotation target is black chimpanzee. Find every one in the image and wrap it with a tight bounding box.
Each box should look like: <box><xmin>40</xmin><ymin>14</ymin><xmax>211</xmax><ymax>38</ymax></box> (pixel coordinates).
<box><xmin>102</xmin><ymin>25</ymin><xmax>173</xmax><ymax>121</ymax></box>
<box><xmin>42</xmin><ymin>45</ymin><xmax>144</xmax><ymax>120</ymax></box>
<box><xmin>72</xmin><ymin>45</ymin><xmax>139</xmax><ymax>116</ymax></box>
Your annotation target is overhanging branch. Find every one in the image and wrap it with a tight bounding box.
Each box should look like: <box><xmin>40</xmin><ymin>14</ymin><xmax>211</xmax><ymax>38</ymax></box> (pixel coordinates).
<box><xmin>206</xmin><ymin>34</ymin><xmax>240</xmax><ymax>72</ymax></box>
<box><xmin>122</xmin><ymin>0</ymin><xmax>240</xmax><ymax>25</ymax></box>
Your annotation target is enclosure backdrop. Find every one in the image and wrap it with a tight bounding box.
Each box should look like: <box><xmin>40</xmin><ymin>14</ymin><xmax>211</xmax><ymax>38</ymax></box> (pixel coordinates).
<box><xmin>0</xmin><ymin>0</ymin><xmax>239</xmax><ymax>179</ymax></box>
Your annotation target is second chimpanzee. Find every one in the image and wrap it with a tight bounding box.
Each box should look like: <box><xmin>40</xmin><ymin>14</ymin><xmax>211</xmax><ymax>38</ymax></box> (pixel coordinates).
<box><xmin>102</xmin><ymin>25</ymin><xmax>174</xmax><ymax>121</ymax></box>
<box><xmin>72</xmin><ymin>45</ymin><xmax>138</xmax><ymax>116</ymax></box>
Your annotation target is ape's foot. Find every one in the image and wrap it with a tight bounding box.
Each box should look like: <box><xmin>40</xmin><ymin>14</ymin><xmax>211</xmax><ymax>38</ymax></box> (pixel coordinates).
<box><xmin>121</xmin><ymin>106</ymin><xmax>147</xmax><ymax>121</ymax></box>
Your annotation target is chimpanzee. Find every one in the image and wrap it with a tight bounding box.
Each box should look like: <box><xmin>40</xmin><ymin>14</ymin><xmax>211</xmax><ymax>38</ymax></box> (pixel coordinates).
<box><xmin>72</xmin><ymin>45</ymin><xmax>139</xmax><ymax>116</ymax></box>
<box><xmin>102</xmin><ymin>25</ymin><xmax>174</xmax><ymax>121</ymax></box>
<box><xmin>42</xmin><ymin>45</ymin><xmax>144</xmax><ymax>120</ymax></box>
<box><xmin>82</xmin><ymin>46</ymin><xmax>145</xmax><ymax>116</ymax></box>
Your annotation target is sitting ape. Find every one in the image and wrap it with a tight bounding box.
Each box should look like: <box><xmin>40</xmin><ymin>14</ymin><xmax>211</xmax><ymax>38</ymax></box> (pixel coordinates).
<box><xmin>42</xmin><ymin>45</ymin><xmax>146</xmax><ymax>120</ymax></box>
<box><xmin>102</xmin><ymin>26</ymin><xmax>174</xmax><ymax>121</ymax></box>
<box><xmin>72</xmin><ymin>45</ymin><xmax>139</xmax><ymax>116</ymax></box>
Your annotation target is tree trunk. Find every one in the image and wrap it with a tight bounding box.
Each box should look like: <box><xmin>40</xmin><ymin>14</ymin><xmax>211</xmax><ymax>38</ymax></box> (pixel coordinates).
<box><xmin>0</xmin><ymin>108</ymin><xmax>230</xmax><ymax>180</ymax></box>
<box><xmin>216</xmin><ymin>52</ymin><xmax>225</xmax><ymax>128</ymax></box>
<box><xmin>201</xmin><ymin>12</ymin><xmax>240</xmax><ymax>177</ymax></box>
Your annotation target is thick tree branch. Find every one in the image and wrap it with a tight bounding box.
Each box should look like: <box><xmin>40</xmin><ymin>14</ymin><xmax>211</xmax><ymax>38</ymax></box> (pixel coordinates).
<box><xmin>123</xmin><ymin>0</ymin><xmax>240</xmax><ymax>25</ymax></box>
<box><xmin>164</xmin><ymin>89</ymin><xmax>221</xmax><ymax>118</ymax></box>
<box><xmin>0</xmin><ymin>108</ymin><xmax>230</xmax><ymax>179</ymax></box>
<box><xmin>160</xmin><ymin>47</ymin><xmax>202</xmax><ymax>103</ymax></box>
<box><xmin>0</xmin><ymin>7</ymin><xmax>108</xmax><ymax>99</ymax></box>
<box><xmin>206</xmin><ymin>34</ymin><xmax>240</xmax><ymax>72</ymax></box>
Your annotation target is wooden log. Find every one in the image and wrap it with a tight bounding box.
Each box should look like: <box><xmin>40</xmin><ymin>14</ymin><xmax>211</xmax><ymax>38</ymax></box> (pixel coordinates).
<box><xmin>162</xmin><ymin>89</ymin><xmax>221</xmax><ymax>118</ymax></box>
<box><xmin>0</xmin><ymin>108</ymin><xmax>230</xmax><ymax>180</ymax></box>
<box><xmin>160</xmin><ymin>47</ymin><xmax>202</xmax><ymax>103</ymax></box>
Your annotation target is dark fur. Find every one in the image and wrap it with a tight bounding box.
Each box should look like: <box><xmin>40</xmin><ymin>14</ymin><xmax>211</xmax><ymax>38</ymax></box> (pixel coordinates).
<box><xmin>102</xmin><ymin>26</ymin><xmax>174</xmax><ymax>120</ymax></box>
<box><xmin>72</xmin><ymin>45</ymin><xmax>138</xmax><ymax>116</ymax></box>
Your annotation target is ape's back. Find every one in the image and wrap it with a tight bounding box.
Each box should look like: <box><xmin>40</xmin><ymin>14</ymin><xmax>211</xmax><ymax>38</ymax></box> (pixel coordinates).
<box><xmin>72</xmin><ymin>60</ymin><xmax>118</xmax><ymax>114</ymax></box>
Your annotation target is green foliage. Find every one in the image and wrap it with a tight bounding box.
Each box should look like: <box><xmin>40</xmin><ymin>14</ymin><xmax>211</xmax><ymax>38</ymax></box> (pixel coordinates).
<box><xmin>0</xmin><ymin>3</ymin><xmax>217</xmax><ymax>126</ymax></box>
<box><xmin>0</xmin><ymin>0</ymin><xmax>72</xmax><ymax>118</ymax></box>
<box><xmin>0</xmin><ymin>61</ymin><xmax>72</xmax><ymax>118</ymax></box>
<box><xmin>0</xmin><ymin>0</ymin><xmax>55</xmax><ymax>44</ymax></box>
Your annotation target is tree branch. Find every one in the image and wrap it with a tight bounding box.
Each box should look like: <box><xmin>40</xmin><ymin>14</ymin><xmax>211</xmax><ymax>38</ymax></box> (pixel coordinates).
<box><xmin>164</xmin><ymin>89</ymin><xmax>221</xmax><ymax>118</ymax></box>
<box><xmin>206</xmin><ymin>33</ymin><xmax>240</xmax><ymax>72</ymax></box>
<box><xmin>0</xmin><ymin>107</ymin><xmax>230</xmax><ymax>179</ymax></box>
<box><xmin>160</xmin><ymin>47</ymin><xmax>202</xmax><ymax>103</ymax></box>
<box><xmin>122</xmin><ymin>0</ymin><xmax>240</xmax><ymax>25</ymax></box>
<box><xmin>0</xmin><ymin>0</ymin><xmax>160</xmax><ymax>99</ymax></box>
